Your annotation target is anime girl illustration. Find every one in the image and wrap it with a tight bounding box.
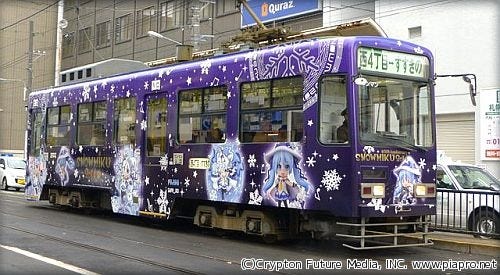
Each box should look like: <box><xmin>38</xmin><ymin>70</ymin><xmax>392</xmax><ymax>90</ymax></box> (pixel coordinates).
<box><xmin>55</xmin><ymin>146</ymin><xmax>75</xmax><ymax>186</ymax></box>
<box><xmin>112</xmin><ymin>146</ymin><xmax>142</xmax><ymax>215</ymax></box>
<box><xmin>262</xmin><ymin>143</ymin><xmax>311</xmax><ymax>208</ymax></box>
<box><xmin>206</xmin><ymin>144</ymin><xmax>244</xmax><ymax>202</ymax></box>
<box><xmin>26</xmin><ymin>147</ymin><xmax>47</xmax><ymax>199</ymax></box>
<box><xmin>392</xmin><ymin>155</ymin><xmax>421</xmax><ymax>205</ymax></box>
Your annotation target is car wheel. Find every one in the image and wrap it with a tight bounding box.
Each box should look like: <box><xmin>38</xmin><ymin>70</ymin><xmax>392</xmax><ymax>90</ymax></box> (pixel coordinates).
<box><xmin>2</xmin><ymin>178</ymin><xmax>8</xmax><ymax>191</ymax></box>
<box><xmin>473</xmin><ymin>213</ymin><xmax>499</xmax><ymax>239</ymax></box>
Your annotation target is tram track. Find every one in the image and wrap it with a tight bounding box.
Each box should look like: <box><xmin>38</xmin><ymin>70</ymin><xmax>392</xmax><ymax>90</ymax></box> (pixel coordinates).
<box><xmin>0</xmin><ymin>207</ymin><xmax>242</xmax><ymax>269</ymax></box>
<box><xmin>1</xmin><ymin>223</ymin><xmax>210</xmax><ymax>275</ymax></box>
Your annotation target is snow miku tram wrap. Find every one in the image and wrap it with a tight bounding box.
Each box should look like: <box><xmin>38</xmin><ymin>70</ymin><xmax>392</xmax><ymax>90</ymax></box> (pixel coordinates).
<box><xmin>25</xmin><ymin>35</ymin><xmax>437</xmax><ymax>249</ymax></box>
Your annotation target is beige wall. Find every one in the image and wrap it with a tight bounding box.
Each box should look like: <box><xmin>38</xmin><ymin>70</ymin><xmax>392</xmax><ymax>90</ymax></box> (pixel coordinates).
<box><xmin>0</xmin><ymin>0</ymin><xmax>57</xmax><ymax>152</ymax></box>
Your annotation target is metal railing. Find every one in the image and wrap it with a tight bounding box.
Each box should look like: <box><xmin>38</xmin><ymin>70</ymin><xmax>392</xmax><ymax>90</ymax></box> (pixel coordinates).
<box><xmin>432</xmin><ymin>189</ymin><xmax>500</xmax><ymax>239</ymax></box>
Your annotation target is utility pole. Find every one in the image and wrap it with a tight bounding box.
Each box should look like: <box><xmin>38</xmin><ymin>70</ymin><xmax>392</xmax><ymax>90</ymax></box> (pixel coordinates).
<box><xmin>26</xmin><ymin>20</ymin><xmax>34</xmax><ymax>101</ymax></box>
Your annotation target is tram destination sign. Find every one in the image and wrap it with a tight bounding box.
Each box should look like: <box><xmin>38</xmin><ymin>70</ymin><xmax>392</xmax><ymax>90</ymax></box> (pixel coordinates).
<box><xmin>357</xmin><ymin>47</ymin><xmax>429</xmax><ymax>78</ymax></box>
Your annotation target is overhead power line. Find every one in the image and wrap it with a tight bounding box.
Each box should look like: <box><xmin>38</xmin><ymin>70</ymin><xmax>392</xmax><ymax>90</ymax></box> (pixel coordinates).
<box><xmin>0</xmin><ymin>0</ymin><xmax>59</xmax><ymax>31</ymax></box>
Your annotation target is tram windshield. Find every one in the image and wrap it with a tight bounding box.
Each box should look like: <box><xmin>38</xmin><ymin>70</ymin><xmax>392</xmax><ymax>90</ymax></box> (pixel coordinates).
<box><xmin>358</xmin><ymin>76</ymin><xmax>433</xmax><ymax>150</ymax></box>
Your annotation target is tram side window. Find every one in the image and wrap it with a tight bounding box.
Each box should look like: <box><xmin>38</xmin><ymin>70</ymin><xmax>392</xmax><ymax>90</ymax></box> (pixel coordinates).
<box><xmin>240</xmin><ymin>77</ymin><xmax>304</xmax><ymax>143</ymax></box>
<box><xmin>319</xmin><ymin>76</ymin><xmax>347</xmax><ymax>144</ymax></box>
<box><xmin>146</xmin><ymin>97</ymin><xmax>167</xmax><ymax>155</ymax></box>
<box><xmin>30</xmin><ymin>110</ymin><xmax>44</xmax><ymax>154</ymax></box>
<box><xmin>113</xmin><ymin>98</ymin><xmax>136</xmax><ymax>145</ymax></box>
<box><xmin>77</xmin><ymin>101</ymin><xmax>107</xmax><ymax>146</ymax></box>
<box><xmin>46</xmin><ymin>105</ymin><xmax>72</xmax><ymax>147</ymax></box>
<box><xmin>178</xmin><ymin>86</ymin><xmax>227</xmax><ymax>143</ymax></box>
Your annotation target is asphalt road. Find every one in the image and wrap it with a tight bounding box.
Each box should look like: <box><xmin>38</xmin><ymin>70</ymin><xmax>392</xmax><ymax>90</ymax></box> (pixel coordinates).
<box><xmin>1</xmin><ymin>189</ymin><xmax>498</xmax><ymax>275</ymax></box>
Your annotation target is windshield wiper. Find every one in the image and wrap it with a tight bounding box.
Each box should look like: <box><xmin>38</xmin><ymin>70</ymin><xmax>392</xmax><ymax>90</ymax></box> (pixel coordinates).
<box><xmin>379</xmin><ymin>133</ymin><xmax>427</xmax><ymax>152</ymax></box>
<box><xmin>361</xmin><ymin>132</ymin><xmax>427</xmax><ymax>152</ymax></box>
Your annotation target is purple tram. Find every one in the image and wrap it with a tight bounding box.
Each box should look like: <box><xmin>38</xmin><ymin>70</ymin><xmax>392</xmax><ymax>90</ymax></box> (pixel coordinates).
<box><xmin>26</xmin><ymin>36</ymin><xmax>437</xmax><ymax>249</ymax></box>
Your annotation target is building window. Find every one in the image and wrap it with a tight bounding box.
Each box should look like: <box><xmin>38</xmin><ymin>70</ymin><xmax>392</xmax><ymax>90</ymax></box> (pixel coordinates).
<box><xmin>113</xmin><ymin>97</ymin><xmax>136</xmax><ymax>145</ymax></box>
<box><xmin>96</xmin><ymin>21</ymin><xmax>111</xmax><ymax>47</ymax></box>
<box><xmin>47</xmin><ymin>105</ymin><xmax>72</xmax><ymax>147</ymax></box>
<box><xmin>62</xmin><ymin>32</ymin><xmax>74</xmax><ymax>58</ymax></box>
<box><xmin>201</xmin><ymin>2</ymin><xmax>213</xmax><ymax>20</ymax></box>
<box><xmin>178</xmin><ymin>86</ymin><xmax>227</xmax><ymax>143</ymax></box>
<box><xmin>240</xmin><ymin>77</ymin><xmax>304</xmax><ymax>143</ymax></box>
<box><xmin>77</xmin><ymin>101</ymin><xmax>107</xmax><ymax>146</ymax></box>
<box><xmin>136</xmin><ymin>6</ymin><xmax>155</xmax><ymax>37</ymax></box>
<box><xmin>409</xmin><ymin>26</ymin><xmax>422</xmax><ymax>39</ymax></box>
<box><xmin>115</xmin><ymin>14</ymin><xmax>132</xmax><ymax>43</ymax></box>
<box><xmin>217</xmin><ymin>0</ymin><xmax>237</xmax><ymax>16</ymax></box>
<box><xmin>78</xmin><ymin>27</ymin><xmax>92</xmax><ymax>53</ymax></box>
<box><xmin>160</xmin><ymin>1</ymin><xmax>182</xmax><ymax>30</ymax></box>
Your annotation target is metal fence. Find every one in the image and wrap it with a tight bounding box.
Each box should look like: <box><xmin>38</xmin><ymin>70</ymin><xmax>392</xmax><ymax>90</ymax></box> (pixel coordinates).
<box><xmin>432</xmin><ymin>189</ymin><xmax>500</xmax><ymax>239</ymax></box>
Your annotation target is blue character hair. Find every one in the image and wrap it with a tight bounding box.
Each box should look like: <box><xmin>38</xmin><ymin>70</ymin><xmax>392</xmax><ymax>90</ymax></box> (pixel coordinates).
<box><xmin>262</xmin><ymin>150</ymin><xmax>310</xmax><ymax>195</ymax></box>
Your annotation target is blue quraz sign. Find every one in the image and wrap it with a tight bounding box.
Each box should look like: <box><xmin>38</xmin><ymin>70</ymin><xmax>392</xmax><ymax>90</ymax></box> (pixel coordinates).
<box><xmin>241</xmin><ymin>0</ymin><xmax>321</xmax><ymax>28</ymax></box>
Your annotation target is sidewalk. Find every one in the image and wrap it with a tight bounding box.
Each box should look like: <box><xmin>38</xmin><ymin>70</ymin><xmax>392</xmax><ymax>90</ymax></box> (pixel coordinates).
<box><xmin>424</xmin><ymin>231</ymin><xmax>500</xmax><ymax>257</ymax></box>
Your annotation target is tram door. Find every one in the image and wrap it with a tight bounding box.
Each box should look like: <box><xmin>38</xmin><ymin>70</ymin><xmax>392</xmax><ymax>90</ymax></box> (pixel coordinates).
<box><xmin>143</xmin><ymin>93</ymin><xmax>169</xmax><ymax>213</ymax></box>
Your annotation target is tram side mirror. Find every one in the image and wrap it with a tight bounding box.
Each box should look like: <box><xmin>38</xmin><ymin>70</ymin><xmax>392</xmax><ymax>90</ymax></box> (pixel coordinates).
<box><xmin>462</xmin><ymin>75</ymin><xmax>476</xmax><ymax>106</ymax></box>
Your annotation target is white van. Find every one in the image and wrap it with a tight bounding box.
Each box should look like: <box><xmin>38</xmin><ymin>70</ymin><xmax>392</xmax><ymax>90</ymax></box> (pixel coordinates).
<box><xmin>0</xmin><ymin>155</ymin><xmax>26</xmax><ymax>191</ymax></box>
<box><xmin>435</xmin><ymin>151</ymin><xmax>500</xmax><ymax>237</ymax></box>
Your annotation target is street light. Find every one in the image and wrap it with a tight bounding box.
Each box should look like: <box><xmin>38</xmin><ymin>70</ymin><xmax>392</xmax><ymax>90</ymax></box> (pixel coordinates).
<box><xmin>147</xmin><ymin>31</ymin><xmax>182</xmax><ymax>45</ymax></box>
<box><xmin>0</xmin><ymin>78</ymin><xmax>28</xmax><ymax>101</ymax></box>
<box><xmin>147</xmin><ymin>31</ymin><xmax>194</xmax><ymax>61</ymax></box>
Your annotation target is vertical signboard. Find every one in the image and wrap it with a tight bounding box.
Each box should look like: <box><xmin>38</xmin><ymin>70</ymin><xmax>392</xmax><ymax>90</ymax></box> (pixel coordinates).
<box><xmin>241</xmin><ymin>0</ymin><xmax>321</xmax><ymax>28</ymax></box>
<box><xmin>480</xmin><ymin>89</ymin><xmax>500</xmax><ymax>160</ymax></box>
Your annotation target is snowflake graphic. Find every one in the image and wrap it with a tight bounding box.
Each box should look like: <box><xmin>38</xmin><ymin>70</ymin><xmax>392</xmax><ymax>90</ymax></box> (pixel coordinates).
<box><xmin>52</xmin><ymin>97</ymin><xmax>58</xmax><ymax>106</ymax></box>
<box><xmin>200</xmin><ymin>59</ymin><xmax>211</xmax><ymax>74</ymax></box>
<box><xmin>418</xmin><ymin>158</ymin><xmax>426</xmax><ymax>169</ymax></box>
<box><xmin>248</xmin><ymin>189</ymin><xmax>262</xmax><ymax>205</ymax></box>
<box><xmin>159</xmin><ymin>154</ymin><xmax>168</xmax><ymax>171</ymax></box>
<box><xmin>247</xmin><ymin>154</ymin><xmax>256</xmax><ymax>168</ymax></box>
<box><xmin>82</xmin><ymin>84</ymin><xmax>90</xmax><ymax>101</ymax></box>
<box><xmin>79</xmin><ymin>146</ymin><xmax>83</xmax><ymax>153</ymax></box>
<box><xmin>184</xmin><ymin>177</ymin><xmax>190</xmax><ymax>187</ymax></box>
<box><xmin>363</xmin><ymin>146</ymin><xmax>375</xmax><ymax>154</ymax></box>
<box><xmin>145</xmin><ymin>176</ymin><xmax>150</xmax><ymax>185</ymax></box>
<box><xmin>140</xmin><ymin>119</ymin><xmax>147</xmax><ymax>131</ymax></box>
<box><xmin>73</xmin><ymin>169</ymin><xmax>79</xmax><ymax>178</ymax></box>
<box><xmin>156</xmin><ymin>189</ymin><xmax>168</xmax><ymax>214</ymax></box>
<box><xmin>144</xmin><ymin>81</ymin><xmax>149</xmax><ymax>90</ymax></box>
<box><xmin>321</xmin><ymin>169</ymin><xmax>342</xmax><ymax>191</ymax></box>
<box><xmin>305</xmin><ymin>156</ymin><xmax>316</xmax><ymax>167</ymax></box>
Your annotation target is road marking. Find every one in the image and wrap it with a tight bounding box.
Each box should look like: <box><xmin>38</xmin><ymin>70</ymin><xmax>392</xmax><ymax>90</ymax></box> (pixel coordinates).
<box><xmin>0</xmin><ymin>244</ymin><xmax>100</xmax><ymax>275</ymax></box>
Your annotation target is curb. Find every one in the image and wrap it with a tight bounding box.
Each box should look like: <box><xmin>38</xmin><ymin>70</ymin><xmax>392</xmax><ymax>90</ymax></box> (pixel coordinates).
<box><xmin>429</xmin><ymin>237</ymin><xmax>500</xmax><ymax>257</ymax></box>
<box><xmin>400</xmin><ymin>233</ymin><xmax>500</xmax><ymax>257</ymax></box>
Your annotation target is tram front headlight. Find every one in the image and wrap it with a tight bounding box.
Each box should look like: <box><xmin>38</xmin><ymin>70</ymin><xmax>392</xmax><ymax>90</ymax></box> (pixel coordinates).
<box><xmin>360</xmin><ymin>183</ymin><xmax>385</xmax><ymax>198</ymax></box>
<box><xmin>414</xmin><ymin>183</ymin><xmax>436</xmax><ymax>197</ymax></box>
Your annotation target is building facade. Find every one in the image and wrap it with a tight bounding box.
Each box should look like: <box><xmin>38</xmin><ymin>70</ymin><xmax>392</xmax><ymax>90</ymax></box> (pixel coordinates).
<box><xmin>0</xmin><ymin>0</ymin><xmax>58</xmax><ymax>155</ymax></box>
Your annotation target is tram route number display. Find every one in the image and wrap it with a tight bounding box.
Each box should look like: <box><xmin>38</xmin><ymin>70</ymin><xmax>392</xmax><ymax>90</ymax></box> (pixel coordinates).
<box><xmin>358</xmin><ymin>47</ymin><xmax>429</xmax><ymax>79</ymax></box>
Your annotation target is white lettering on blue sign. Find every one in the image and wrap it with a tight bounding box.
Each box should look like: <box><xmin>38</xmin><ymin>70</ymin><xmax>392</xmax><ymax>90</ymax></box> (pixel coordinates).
<box><xmin>268</xmin><ymin>1</ymin><xmax>295</xmax><ymax>14</ymax></box>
